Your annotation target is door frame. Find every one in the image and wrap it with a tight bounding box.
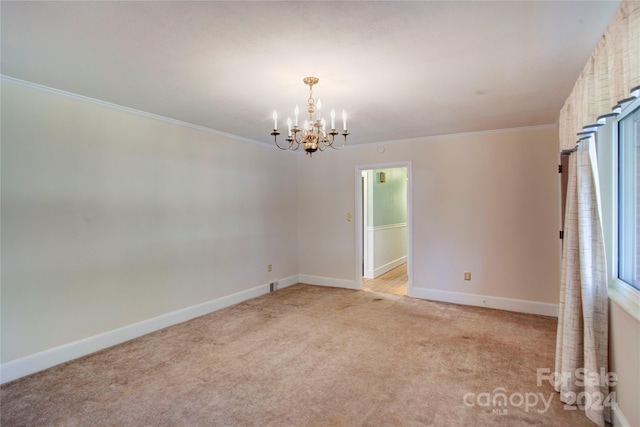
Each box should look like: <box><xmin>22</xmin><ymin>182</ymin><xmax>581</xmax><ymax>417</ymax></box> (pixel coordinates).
<box><xmin>355</xmin><ymin>161</ymin><xmax>413</xmax><ymax>294</ymax></box>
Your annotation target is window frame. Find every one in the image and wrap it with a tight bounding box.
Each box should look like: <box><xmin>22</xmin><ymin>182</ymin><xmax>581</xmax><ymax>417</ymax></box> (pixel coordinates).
<box><xmin>596</xmin><ymin>95</ymin><xmax>640</xmax><ymax>320</ymax></box>
<box><xmin>617</xmin><ymin>103</ymin><xmax>640</xmax><ymax>290</ymax></box>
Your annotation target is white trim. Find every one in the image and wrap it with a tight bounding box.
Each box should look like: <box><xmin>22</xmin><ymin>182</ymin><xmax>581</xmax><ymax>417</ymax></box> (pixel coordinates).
<box><xmin>357</xmin><ymin>161</ymin><xmax>415</xmax><ymax>172</ymax></box>
<box><xmin>609</xmin><ymin>280</ymin><xmax>640</xmax><ymax>322</ymax></box>
<box><xmin>366</xmin><ymin>222</ymin><xmax>408</xmax><ymax>278</ymax></box>
<box><xmin>373</xmin><ymin>256</ymin><xmax>407</xmax><ymax>278</ymax></box>
<box><xmin>362</xmin><ymin>170</ymin><xmax>370</xmax><ymax>278</ymax></box>
<box><xmin>598</xmin><ymin>96</ymin><xmax>640</xmax><ymax>322</ymax></box>
<box><xmin>367</xmin><ymin>222</ymin><xmax>407</xmax><ymax>232</ymax></box>
<box><xmin>1</xmin><ymin>76</ymin><xmax>557</xmax><ymax>152</ymax></box>
<box><xmin>364</xmin><ymin>224</ymin><xmax>375</xmax><ymax>278</ymax></box>
<box><xmin>0</xmin><ymin>75</ymin><xmax>271</xmax><ymax>149</ymax></box>
<box><xmin>611</xmin><ymin>402</ymin><xmax>632</xmax><ymax>427</ymax></box>
<box><xmin>297</xmin><ymin>274</ymin><xmax>360</xmax><ymax>290</ymax></box>
<box><xmin>275</xmin><ymin>274</ymin><xmax>300</xmax><ymax>290</ymax></box>
<box><xmin>409</xmin><ymin>287</ymin><xmax>558</xmax><ymax>317</ymax></box>
<box><xmin>612</xmin><ymin>405</ymin><xmax>631</xmax><ymax>427</ymax></box>
<box><xmin>344</xmin><ymin>124</ymin><xmax>557</xmax><ymax>149</ymax></box>
<box><xmin>0</xmin><ymin>281</ymin><xmax>275</xmax><ymax>384</ymax></box>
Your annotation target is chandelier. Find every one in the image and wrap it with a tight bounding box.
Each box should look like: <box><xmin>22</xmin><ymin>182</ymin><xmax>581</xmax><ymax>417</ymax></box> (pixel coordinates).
<box><xmin>270</xmin><ymin>77</ymin><xmax>349</xmax><ymax>156</ymax></box>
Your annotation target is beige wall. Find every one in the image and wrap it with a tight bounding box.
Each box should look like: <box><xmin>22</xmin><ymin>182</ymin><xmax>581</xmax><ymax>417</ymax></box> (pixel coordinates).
<box><xmin>1</xmin><ymin>81</ymin><xmax>300</xmax><ymax>363</ymax></box>
<box><xmin>298</xmin><ymin>127</ymin><xmax>561</xmax><ymax>305</ymax></box>
<box><xmin>609</xmin><ymin>302</ymin><xmax>640</xmax><ymax>426</ymax></box>
<box><xmin>1</xmin><ymin>80</ymin><xmax>562</xmax><ymax>382</ymax></box>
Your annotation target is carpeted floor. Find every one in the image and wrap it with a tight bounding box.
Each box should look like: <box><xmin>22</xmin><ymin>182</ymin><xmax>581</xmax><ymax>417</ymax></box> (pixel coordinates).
<box><xmin>1</xmin><ymin>284</ymin><xmax>594</xmax><ymax>426</ymax></box>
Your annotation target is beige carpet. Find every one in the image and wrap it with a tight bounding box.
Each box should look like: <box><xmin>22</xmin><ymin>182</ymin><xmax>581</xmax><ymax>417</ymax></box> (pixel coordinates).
<box><xmin>1</xmin><ymin>284</ymin><xmax>593</xmax><ymax>426</ymax></box>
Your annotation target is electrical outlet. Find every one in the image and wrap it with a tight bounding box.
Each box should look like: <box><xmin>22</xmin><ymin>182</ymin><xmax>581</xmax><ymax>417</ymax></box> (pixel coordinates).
<box><xmin>464</xmin><ymin>272</ymin><xmax>471</xmax><ymax>281</ymax></box>
<box><xmin>268</xmin><ymin>264</ymin><xmax>272</xmax><ymax>272</ymax></box>
<box><xmin>347</xmin><ymin>213</ymin><xmax>353</xmax><ymax>222</ymax></box>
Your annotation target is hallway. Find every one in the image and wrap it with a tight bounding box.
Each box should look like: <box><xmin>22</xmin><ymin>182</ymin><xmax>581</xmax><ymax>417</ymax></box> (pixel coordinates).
<box><xmin>362</xmin><ymin>263</ymin><xmax>407</xmax><ymax>296</ymax></box>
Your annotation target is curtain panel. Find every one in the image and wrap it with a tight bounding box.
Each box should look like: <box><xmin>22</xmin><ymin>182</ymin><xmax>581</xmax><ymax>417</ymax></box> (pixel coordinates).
<box><xmin>556</xmin><ymin>1</ymin><xmax>639</xmax><ymax>426</ymax></box>
<box><xmin>555</xmin><ymin>138</ymin><xmax>609</xmax><ymax>427</ymax></box>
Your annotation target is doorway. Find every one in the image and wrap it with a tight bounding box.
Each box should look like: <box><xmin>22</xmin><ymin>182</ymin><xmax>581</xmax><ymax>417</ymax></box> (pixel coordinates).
<box><xmin>362</xmin><ymin>263</ymin><xmax>408</xmax><ymax>296</ymax></box>
<box><xmin>355</xmin><ymin>162</ymin><xmax>412</xmax><ymax>296</ymax></box>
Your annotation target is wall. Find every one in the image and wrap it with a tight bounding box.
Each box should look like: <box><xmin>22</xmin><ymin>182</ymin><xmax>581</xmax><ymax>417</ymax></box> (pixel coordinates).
<box><xmin>0</xmin><ymin>80</ymin><xmax>562</xmax><ymax>382</ymax></box>
<box><xmin>372</xmin><ymin>168</ymin><xmax>407</xmax><ymax>227</ymax></box>
<box><xmin>609</xmin><ymin>301</ymin><xmax>640</xmax><ymax>426</ymax></box>
<box><xmin>0</xmin><ymin>80</ymin><xmax>299</xmax><ymax>372</ymax></box>
<box><xmin>297</xmin><ymin>126</ymin><xmax>560</xmax><ymax>314</ymax></box>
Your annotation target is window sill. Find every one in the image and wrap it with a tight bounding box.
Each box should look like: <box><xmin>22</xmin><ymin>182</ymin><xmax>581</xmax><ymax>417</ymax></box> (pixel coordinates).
<box><xmin>609</xmin><ymin>279</ymin><xmax>640</xmax><ymax>322</ymax></box>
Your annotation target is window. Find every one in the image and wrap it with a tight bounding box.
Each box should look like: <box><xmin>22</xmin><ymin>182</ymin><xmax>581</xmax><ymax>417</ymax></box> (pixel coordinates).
<box><xmin>618</xmin><ymin>104</ymin><xmax>640</xmax><ymax>290</ymax></box>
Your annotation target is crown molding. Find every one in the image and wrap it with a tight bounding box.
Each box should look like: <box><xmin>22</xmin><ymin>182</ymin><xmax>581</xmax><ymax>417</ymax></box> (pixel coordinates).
<box><xmin>0</xmin><ymin>75</ymin><xmax>274</xmax><ymax>149</ymax></box>
<box><xmin>2</xmin><ymin>75</ymin><xmax>558</xmax><ymax>153</ymax></box>
<box><xmin>346</xmin><ymin>123</ymin><xmax>558</xmax><ymax>150</ymax></box>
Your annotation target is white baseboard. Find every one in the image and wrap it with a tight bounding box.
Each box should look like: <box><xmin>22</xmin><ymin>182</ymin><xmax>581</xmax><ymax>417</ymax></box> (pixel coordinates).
<box><xmin>373</xmin><ymin>256</ymin><xmax>407</xmax><ymax>278</ymax></box>
<box><xmin>409</xmin><ymin>287</ymin><xmax>558</xmax><ymax>317</ymax></box>
<box><xmin>0</xmin><ymin>280</ymin><xmax>280</xmax><ymax>384</ymax></box>
<box><xmin>297</xmin><ymin>274</ymin><xmax>360</xmax><ymax>290</ymax></box>
<box><xmin>612</xmin><ymin>405</ymin><xmax>631</xmax><ymax>427</ymax></box>
<box><xmin>0</xmin><ymin>278</ymin><xmax>559</xmax><ymax>384</ymax></box>
<box><xmin>274</xmin><ymin>275</ymin><xmax>299</xmax><ymax>290</ymax></box>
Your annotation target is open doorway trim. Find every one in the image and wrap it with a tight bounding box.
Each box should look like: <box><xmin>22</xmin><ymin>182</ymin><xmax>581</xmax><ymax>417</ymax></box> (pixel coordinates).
<box><xmin>355</xmin><ymin>161</ymin><xmax>413</xmax><ymax>294</ymax></box>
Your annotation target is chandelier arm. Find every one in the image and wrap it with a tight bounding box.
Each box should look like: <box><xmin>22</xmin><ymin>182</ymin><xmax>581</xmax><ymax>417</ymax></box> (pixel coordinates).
<box><xmin>289</xmin><ymin>130</ymin><xmax>300</xmax><ymax>151</ymax></box>
<box><xmin>328</xmin><ymin>132</ymin><xmax>349</xmax><ymax>150</ymax></box>
<box><xmin>318</xmin><ymin>130</ymin><xmax>328</xmax><ymax>147</ymax></box>
<box><xmin>273</xmin><ymin>135</ymin><xmax>295</xmax><ymax>150</ymax></box>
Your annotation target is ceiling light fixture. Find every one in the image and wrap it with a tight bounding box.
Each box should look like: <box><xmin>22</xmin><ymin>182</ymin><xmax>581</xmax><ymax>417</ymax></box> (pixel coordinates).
<box><xmin>271</xmin><ymin>77</ymin><xmax>349</xmax><ymax>156</ymax></box>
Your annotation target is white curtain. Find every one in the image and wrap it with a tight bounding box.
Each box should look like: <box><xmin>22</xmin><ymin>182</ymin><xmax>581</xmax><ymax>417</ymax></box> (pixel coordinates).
<box><xmin>559</xmin><ymin>0</ymin><xmax>640</xmax><ymax>151</ymax></box>
<box><xmin>555</xmin><ymin>136</ymin><xmax>609</xmax><ymax>427</ymax></box>
<box><xmin>556</xmin><ymin>2</ymin><xmax>639</xmax><ymax>423</ymax></box>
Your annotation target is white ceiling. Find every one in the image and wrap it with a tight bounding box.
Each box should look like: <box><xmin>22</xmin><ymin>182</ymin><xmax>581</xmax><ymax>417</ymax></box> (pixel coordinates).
<box><xmin>1</xmin><ymin>1</ymin><xmax>621</xmax><ymax>146</ymax></box>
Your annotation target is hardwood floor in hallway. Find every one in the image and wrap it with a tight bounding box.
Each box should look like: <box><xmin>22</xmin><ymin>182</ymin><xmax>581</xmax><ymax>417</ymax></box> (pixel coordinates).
<box><xmin>362</xmin><ymin>263</ymin><xmax>407</xmax><ymax>296</ymax></box>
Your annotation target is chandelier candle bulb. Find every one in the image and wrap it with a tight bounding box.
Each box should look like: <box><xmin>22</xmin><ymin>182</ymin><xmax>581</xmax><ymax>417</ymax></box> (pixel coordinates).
<box><xmin>317</xmin><ymin>99</ymin><xmax>322</xmax><ymax>121</ymax></box>
<box><xmin>287</xmin><ymin>117</ymin><xmax>292</xmax><ymax>136</ymax></box>
<box><xmin>331</xmin><ymin>109</ymin><xmax>336</xmax><ymax>129</ymax></box>
<box><xmin>272</xmin><ymin>110</ymin><xmax>278</xmax><ymax>130</ymax></box>
<box><xmin>342</xmin><ymin>110</ymin><xmax>347</xmax><ymax>131</ymax></box>
<box><xmin>294</xmin><ymin>105</ymin><xmax>299</xmax><ymax>126</ymax></box>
